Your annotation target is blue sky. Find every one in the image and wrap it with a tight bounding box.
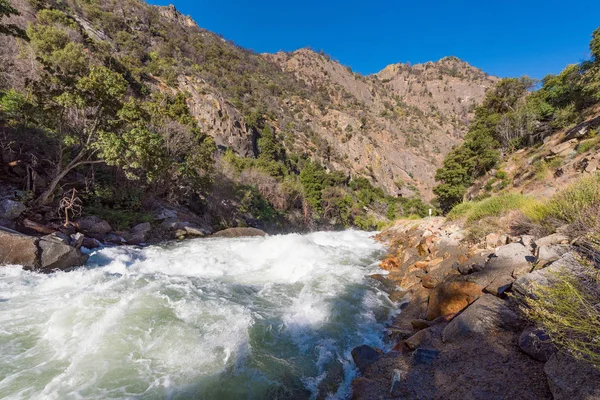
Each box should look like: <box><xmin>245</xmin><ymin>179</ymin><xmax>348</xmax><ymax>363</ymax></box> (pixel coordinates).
<box><xmin>148</xmin><ymin>0</ymin><xmax>599</xmax><ymax>79</ymax></box>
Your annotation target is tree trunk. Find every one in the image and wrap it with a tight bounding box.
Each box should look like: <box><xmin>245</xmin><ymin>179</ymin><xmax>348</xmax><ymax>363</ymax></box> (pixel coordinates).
<box><xmin>35</xmin><ymin>167</ymin><xmax>71</xmax><ymax>206</ymax></box>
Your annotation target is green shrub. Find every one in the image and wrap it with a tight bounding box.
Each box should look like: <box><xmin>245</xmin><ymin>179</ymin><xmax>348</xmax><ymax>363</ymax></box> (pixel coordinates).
<box><xmin>523</xmin><ymin>263</ymin><xmax>600</xmax><ymax>368</ymax></box>
<box><xmin>576</xmin><ymin>137</ymin><xmax>600</xmax><ymax>154</ymax></box>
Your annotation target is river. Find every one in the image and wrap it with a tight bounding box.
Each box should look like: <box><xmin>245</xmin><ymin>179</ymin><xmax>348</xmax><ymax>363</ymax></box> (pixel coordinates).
<box><xmin>0</xmin><ymin>230</ymin><xmax>397</xmax><ymax>400</ymax></box>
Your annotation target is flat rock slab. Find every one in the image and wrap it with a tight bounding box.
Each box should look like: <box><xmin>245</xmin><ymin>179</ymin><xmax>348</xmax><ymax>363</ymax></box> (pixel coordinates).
<box><xmin>442</xmin><ymin>294</ymin><xmax>522</xmax><ymax>342</ymax></box>
<box><xmin>426</xmin><ymin>281</ymin><xmax>483</xmax><ymax>320</ymax></box>
<box><xmin>211</xmin><ymin>227</ymin><xmax>266</xmax><ymax>238</ymax></box>
<box><xmin>534</xmin><ymin>233</ymin><xmax>569</xmax><ymax>248</ymax></box>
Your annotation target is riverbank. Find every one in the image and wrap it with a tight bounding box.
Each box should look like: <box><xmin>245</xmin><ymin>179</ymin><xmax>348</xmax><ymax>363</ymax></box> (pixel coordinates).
<box><xmin>351</xmin><ymin>217</ymin><xmax>600</xmax><ymax>399</ymax></box>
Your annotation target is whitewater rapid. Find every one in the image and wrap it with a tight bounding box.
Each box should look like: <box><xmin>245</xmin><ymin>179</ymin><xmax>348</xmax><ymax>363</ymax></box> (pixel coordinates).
<box><xmin>0</xmin><ymin>231</ymin><xmax>398</xmax><ymax>399</ymax></box>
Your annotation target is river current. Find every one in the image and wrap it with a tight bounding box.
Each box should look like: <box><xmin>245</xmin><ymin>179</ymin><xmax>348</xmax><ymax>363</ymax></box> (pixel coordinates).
<box><xmin>0</xmin><ymin>230</ymin><xmax>397</xmax><ymax>399</ymax></box>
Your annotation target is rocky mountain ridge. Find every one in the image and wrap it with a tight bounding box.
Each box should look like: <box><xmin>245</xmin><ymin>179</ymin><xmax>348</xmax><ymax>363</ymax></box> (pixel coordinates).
<box><xmin>148</xmin><ymin>3</ymin><xmax>498</xmax><ymax>198</ymax></box>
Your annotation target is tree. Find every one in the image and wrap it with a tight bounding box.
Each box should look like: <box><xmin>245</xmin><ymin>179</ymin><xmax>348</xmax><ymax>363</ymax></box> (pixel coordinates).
<box><xmin>299</xmin><ymin>159</ymin><xmax>326</xmax><ymax>213</ymax></box>
<box><xmin>0</xmin><ymin>0</ymin><xmax>26</xmax><ymax>38</ymax></box>
<box><xmin>35</xmin><ymin>66</ymin><xmax>129</xmax><ymax>205</ymax></box>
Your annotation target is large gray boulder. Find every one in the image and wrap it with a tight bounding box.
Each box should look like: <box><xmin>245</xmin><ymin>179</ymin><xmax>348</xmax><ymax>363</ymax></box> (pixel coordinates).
<box><xmin>74</xmin><ymin>216</ymin><xmax>112</xmax><ymax>235</ymax></box>
<box><xmin>38</xmin><ymin>233</ymin><xmax>89</xmax><ymax>271</ymax></box>
<box><xmin>0</xmin><ymin>228</ymin><xmax>39</xmax><ymax>267</ymax></box>
<box><xmin>123</xmin><ymin>222</ymin><xmax>152</xmax><ymax>244</ymax></box>
<box><xmin>513</xmin><ymin>253</ymin><xmax>582</xmax><ymax>298</ymax></box>
<box><xmin>536</xmin><ymin>244</ymin><xmax>571</xmax><ymax>267</ymax></box>
<box><xmin>468</xmin><ymin>243</ymin><xmax>534</xmax><ymax>292</ymax></box>
<box><xmin>0</xmin><ymin>228</ymin><xmax>88</xmax><ymax>271</ymax></box>
<box><xmin>0</xmin><ymin>199</ymin><xmax>26</xmax><ymax>220</ymax></box>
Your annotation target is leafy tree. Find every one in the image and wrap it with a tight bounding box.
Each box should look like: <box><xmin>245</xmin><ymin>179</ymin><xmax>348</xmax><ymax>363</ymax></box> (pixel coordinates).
<box><xmin>299</xmin><ymin>159</ymin><xmax>326</xmax><ymax>213</ymax></box>
<box><xmin>35</xmin><ymin>66</ymin><xmax>129</xmax><ymax>205</ymax></box>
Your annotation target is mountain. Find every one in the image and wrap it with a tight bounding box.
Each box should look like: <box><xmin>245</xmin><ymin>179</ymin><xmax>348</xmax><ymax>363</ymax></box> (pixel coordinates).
<box><xmin>0</xmin><ymin>0</ymin><xmax>496</xmax><ymax>233</ymax></box>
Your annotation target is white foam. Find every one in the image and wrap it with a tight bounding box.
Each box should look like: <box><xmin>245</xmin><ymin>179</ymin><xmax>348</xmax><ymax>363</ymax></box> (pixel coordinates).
<box><xmin>0</xmin><ymin>231</ymin><xmax>394</xmax><ymax>399</ymax></box>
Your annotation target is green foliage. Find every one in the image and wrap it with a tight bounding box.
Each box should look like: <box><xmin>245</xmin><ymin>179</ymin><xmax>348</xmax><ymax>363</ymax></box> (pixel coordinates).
<box><xmin>299</xmin><ymin>159</ymin><xmax>326</xmax><ymax>212</ymax></box>
<box><xmin>576</xmin><ymin>137</ymin><xmax>600</xmax><ymax>154</ymax></box>
<box><xmin>84</xmin><ymin>206</ymin><xmax>153</xmax><ymax>231</ymax></box>
<box><xmin>0</xmin><ymin>89</ymin><xmax>31</xmax><ymax>125</ymax></box>
<box><xmin>237</xmin><ymin>185</ymin><xmax>279</xmax><ymax>222</ymax></box>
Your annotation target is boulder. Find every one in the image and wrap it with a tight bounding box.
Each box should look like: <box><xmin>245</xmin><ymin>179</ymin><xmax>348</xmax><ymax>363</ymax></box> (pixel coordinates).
<box><xmin>38</xmin><ymin>233</ymin><xmax>89</xmax><ymax>271</ymax></box>
<box><xmin>426</xmin><ymin>281</ymin><xmax>483</xmax><ymax>320</ymax></box>
<box><xmin>0</xmin><ymin>199</ymin><xmax>26</xmax><ymax>220</ymax></box>
<box><xmin>536</xmin><ymin>244</ymin><xmax>571</xmax><ymax>267</ymax></box>
<box><xmin>211</xmin><ymin>227</ymin><xmax>267</xmax><ymax>238</ymax></box>
<box><xmin>544</xmin><ymin>353</ymin><xmax>600</xmax><ymax>400</ymax></box>
<box><xmin>74</xmin><ymin>216</ymin><xmax>112</xmax><ymax>235</ymax></box>
<box><xmin>513</xmin><ymin>253</ymin><xmax>581</xmax><ymax>298</ymax></box>
<box><xmin>0</xmin><ymin>228</ymin><xmax>39</xmax><ymax>268</ymax></box>
<box><xmin>124</xmin><ymin>222</ymin><xmax>152</xmax><ymax>244</ymax></box>
<box><xmin>468</xmin><ymin>243</ymin><xmax>533</xmax><ymax>288</ymax></box>
<box><xmin>351</xmin><ymin>345</ymin><xmax>382</xmax><ymax>373</ymax></box>
<box><xmin>70</xmin><ymin>232</ymin><xmax>85</xmax><ymax>249</ymax></box>
<box><xmin>0</xmin><ymin>229</ymin><xmax>88</xmax><ymax>271</ymax></box>
<box><xmin>518</xmin><ymin>327</ymin><xmax>556</xmax><ymax>362</ymax></box>
<box><xmin>412</xmin><ymin>348</ymin><xmax>440</xmax><ymax>365</ymax></box>
<box><xmin>380</xmin><ymin>256</ymin><xmax>400</xmax><ymax>271</ymax></box>
<box><xmin>154</xmin><ymin>207</ymin><xmax>177</xmax><ymax>220</ymax></box>
<box><xmin>520</xmin><ymin>235</ymin><xmax>535</xmax><ymax>250</ymax></box>
<box><xmin>442</xmin><ymin>294</ymin><xmax>522</xmax><ymax>342</ymax></box>
<box><xmin>550</xmin><ymin>140</ymin><xmax>577</xmax><ymax>156</ymax></box>
<box><xmin>534</xmin><ymin>233</ymin><xmax>569</xmax><ymax>248</ymax></box>
<box><xmin>484</xmin><ymin>274</ymin><xmax>514</xmax><ymax>297</ymax></box>
<box><xmin>585</xmin><ymin>158</ymin><xmax>599</xmax><ymax>173</ymax></box>
<box><xmin>178</xmin><ymin>221</ymin><xmax>209</xmax><ymax>237</ymax></box>
<box><xmin>485</xmin><ymin>233</ymin><xmax>502</xmax><ymax>249</ymax></box>
<box><xmin>82</xmin><ymin>236</ymin><xmax>101</xmax><ymax>249</ymax></box>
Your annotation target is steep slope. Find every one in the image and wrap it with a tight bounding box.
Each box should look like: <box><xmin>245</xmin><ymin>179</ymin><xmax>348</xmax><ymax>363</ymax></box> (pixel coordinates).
<box><xmin>266</xmin><ymin>50</ymin><xmax>498</xmax><ymax>197</ymax></box>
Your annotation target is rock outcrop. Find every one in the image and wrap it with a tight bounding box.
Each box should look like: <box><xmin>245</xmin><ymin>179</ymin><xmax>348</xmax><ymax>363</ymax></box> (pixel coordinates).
<box><xmin>0</xmin><ymin>228</ymin><xmax>88</xmax><ymax>271</ymax></box>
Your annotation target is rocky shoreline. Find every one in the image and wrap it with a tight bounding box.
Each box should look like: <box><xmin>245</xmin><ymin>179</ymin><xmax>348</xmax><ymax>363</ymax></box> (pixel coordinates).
<box><xmin>1</xmin><ymin>194</ymin><xmax>267</xmax><ymax>272</ymax></box>
<box><xmin>350</xmin><ymin>218</ymin><xmax>600</xmax><ymax>400</ymax></box>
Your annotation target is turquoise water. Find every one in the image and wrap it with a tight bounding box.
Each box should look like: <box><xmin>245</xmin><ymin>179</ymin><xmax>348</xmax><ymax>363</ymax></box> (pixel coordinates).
<box><xmin>0</xmin><ymin>231</ymin><xmax>396</xmax><ymax>399</ymax></box>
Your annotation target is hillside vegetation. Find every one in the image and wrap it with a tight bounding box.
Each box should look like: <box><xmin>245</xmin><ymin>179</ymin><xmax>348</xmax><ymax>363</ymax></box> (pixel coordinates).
<box><xmin>434</xmin><ymin>27</ymin><xmax>600</xmax><ymax>212</ymax></box>
<box><xmin>0</xmin><ymin>0</ymin><xmax>495</xmax><ymax>232</ymax></box>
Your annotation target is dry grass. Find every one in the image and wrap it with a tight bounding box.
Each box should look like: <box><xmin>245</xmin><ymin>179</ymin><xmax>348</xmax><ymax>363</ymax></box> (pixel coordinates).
<box><xmin>523</xmin><ymin>262</ymin><xmax>600</xmax><ymax>368</ymax></box>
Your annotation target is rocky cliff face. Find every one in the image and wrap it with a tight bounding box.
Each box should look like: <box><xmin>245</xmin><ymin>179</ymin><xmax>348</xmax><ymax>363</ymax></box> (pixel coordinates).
<box><xmin>264</xmin><ymin>51</ymin><xmax>498</xmax><ymax>198</ymax></box>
